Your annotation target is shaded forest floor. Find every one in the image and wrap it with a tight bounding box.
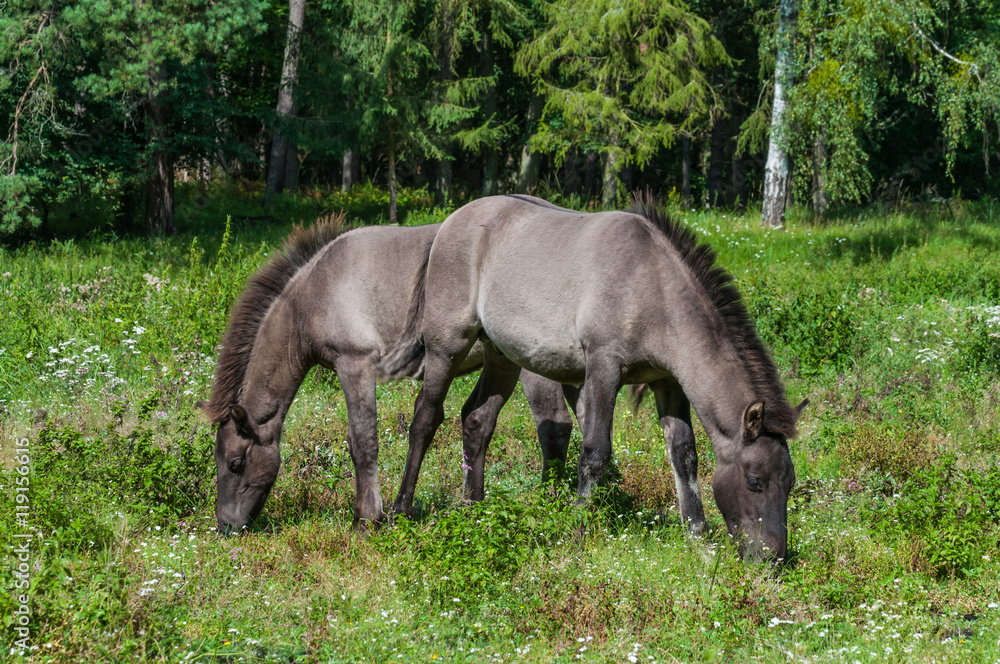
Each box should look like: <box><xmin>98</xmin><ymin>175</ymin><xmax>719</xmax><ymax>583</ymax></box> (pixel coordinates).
<box><xmin>1</xmin><ymin>188</ymin><xmax>1000</xmax><ymax>662</ymax></box>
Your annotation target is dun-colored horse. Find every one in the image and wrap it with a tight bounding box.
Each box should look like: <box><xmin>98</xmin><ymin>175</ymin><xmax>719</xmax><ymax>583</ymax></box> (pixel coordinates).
<box><xmin>382</xmin><ymin>194</ymin><xmax>806</xmax><ymax>561</ymax></box>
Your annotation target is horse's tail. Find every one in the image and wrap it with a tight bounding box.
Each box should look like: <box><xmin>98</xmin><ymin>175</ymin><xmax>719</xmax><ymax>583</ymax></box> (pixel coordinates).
<box><xmin>625</xmin><ymin>384</ymin><xmax>649</xmax><ymax>412</ymax></box>
<box><xmin>378</xmin><ymin>237</ymin><xmax>432</xmax><ymax>381</ymax></box>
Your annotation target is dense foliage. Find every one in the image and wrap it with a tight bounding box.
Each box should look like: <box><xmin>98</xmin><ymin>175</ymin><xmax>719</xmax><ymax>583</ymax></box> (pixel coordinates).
<box><xmin>2</xmin><ymin>0</ymin><xmax>999</xmax><ymax>236</ymax></box>
<box><xmin>1</xmin><ymin>194</ymin><xmax>998</xmax><ymax>660</ymax></box>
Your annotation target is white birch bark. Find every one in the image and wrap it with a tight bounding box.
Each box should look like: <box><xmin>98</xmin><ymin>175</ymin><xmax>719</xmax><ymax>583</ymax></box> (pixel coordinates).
<box><xmin>762</xmin><ymin>0</ymin><xmax>796</xmax><ymax>227</ymax></box>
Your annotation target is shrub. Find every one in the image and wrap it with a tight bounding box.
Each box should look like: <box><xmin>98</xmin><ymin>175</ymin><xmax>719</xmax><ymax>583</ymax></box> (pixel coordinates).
<box><xmin>862</xmin><ymin>454</ymin><xmax>1000</xmax><ymax>578</ymax></box>
<box><xmin>960</xmin><ymin>305</ymin><xmax>1000</xmax><ymax>373</ymax></box>
<box><xmin>836</xmin><ymin>423</ymin><xmax>936</xmax><ymax>488</ymax></box>
<box><xmin>8</xmin><ymin>413</ymin><xmax>214</xmax><ymax>542</ymax></box>
<box><xmin>747</xmin><ymin>277</ymin><xmax>860</xmax><ymax>375</ymax></box>
<box><xmin>385</xmin><ymin>487</ymin><xmax>580</xmax><ymax>605</ymax></box>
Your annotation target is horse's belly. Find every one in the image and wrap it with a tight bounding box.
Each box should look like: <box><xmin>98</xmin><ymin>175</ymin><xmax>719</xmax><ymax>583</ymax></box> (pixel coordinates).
<box><xmin>480</xmin><ymin>312</ymin><xmax>586</xmax><ymax>384</ymax></box>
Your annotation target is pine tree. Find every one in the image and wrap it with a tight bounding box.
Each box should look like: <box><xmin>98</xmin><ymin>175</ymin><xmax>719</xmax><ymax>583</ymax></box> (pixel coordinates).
<box><xmin>516</xmin><ymin>0</ymin><xmax>729</xmax><ymax>207</ymax></box>
<box><xmin>425</xmin><ymin>0</ymin><xmax>532</xmax><ymax>202</ymax></box>
<box><xmin>0</xmin><ymin>0</ymin><xmax>267</xmax><ymax>235</ymax></box>
<box><xmin>340</xmin><ymin>0</ymin><xmax>437</xmax><ymax>223</ymax></box>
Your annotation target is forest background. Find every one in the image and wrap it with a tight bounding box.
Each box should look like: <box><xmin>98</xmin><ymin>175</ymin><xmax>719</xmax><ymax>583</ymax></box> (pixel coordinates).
<box><xmin>3</xmin><ymin>1</ymin><xmax>1000</xmax><ymax>661</ymax></box>
<box><xmin>2</xmin><ymin>0</ymin><xmax>1000</xmax><ymax>238</ymax></box>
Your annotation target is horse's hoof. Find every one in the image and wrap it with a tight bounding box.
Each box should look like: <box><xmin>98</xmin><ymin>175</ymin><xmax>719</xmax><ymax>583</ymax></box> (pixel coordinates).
<box><xmin>686</xmin><ymin>520</ymin><xmax>706</xmax><ymax>537</ymax></box>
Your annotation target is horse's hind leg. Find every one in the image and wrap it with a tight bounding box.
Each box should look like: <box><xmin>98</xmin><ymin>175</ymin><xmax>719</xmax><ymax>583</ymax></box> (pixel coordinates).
<box><xmin>393</xmin><ymin>341</ymin><xmax>475</xmax><ymax>517</ymax></box>
<box><xmin>335</xmin><ymin>357</ymin><xmax>384</xmax><ymax>532</ymax></box>
<box><xmin>650</xmin><ymin>378</ymin><xmax>706</xmax><ymax>534</ymax></box>
<box><xmin>520</xmin><ymin>370</ymin><xmax>574</xmax><ymax>484</ymax></box>
<box><xmin>460</xmin><ymin>349</ymin><xmax>522</xmax><ymax>503</ymax></box>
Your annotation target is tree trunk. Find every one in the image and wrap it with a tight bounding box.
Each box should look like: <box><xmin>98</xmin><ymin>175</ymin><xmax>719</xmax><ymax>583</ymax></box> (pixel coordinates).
<box><xmin>681</xmin><ymin>136</ymin><xmax>692</xmax><ymax>209</ymax></box>
<box><xmin>144</xmin><ymin>66</ymin><xmax>175</xmax><ymax>236</ymax></box>
<box><xmin>198</xmin><ymin>158</ymin><xmax>212</xmax><ymax>189</ymax></box>
<box><xmin>584</xmin><ymin>150</ymin><xmax>598</xmax><ymax>201</ymax></box>
<box><xmin>145</xmin><ymin>139</ymin><xmax>175</xmax><ymax>235</ymax></box>
<box><xmin>480</xmin><ymin>19</ymin><xmax>498</xmax><ymax>196</ymax></box>
<box><xmin>200</xmin><ymin>55</ymin><xmax>218</xmax><ymax>193</ymax></box>
<box><xmin>265</xmin><ymin>0</ymin><xmax>306</xmax><ymax>204</ymax></box>
<box><xmin>708</xmin><ymin>114</ymin><xmax>726</xmax><ymax>207</ymax></box>
<box><xmin>811</xmin><ymin>130</ymin><xmax>829</xmax><ymax>217</ymax></box>
<box><xmin>342</xmin><ymin>148</ymin><xmax>355</xmax><ymax>192</ymax></box>
<box><xmin>762</xmin><ymin>0</ymin><xmax>796</xmax><ymax>227</ymax></box>
<box><xmin>723</xmin><ymin>114</ymin><xmax>740</xmax><ymax>206</ymax></box>
<box><xmin>517</xmin><ymin>92</ymin><xmax>544</xmax><ymax>194</ymax></box>
<box><xmin>388</xmin><ymin>131</ymin><xmax>399</xmax><ymax>224</ymax></box>
<box><xmin>284</xmin><ymin>145</ymin><xmax>299</xmax><ymax>193</ymax></box>
<box><xmin>731</xmin><ymin>141</ymin><xmax>748</xmax><ymax>209</ymax></box>
<box><xmin>730</xmin><ymin>111</ymin><xmax>752</xmax><ymax>209</ymax></box>
<box><xmin>601</xmin><ymin>136</ymin><xmax>620</xmax><ymax>208</ymax></box>
<box><xmin>434</xmin><ymin>6</ymin><xmax>456</xmax><ymax>207</ymax></box>
<box><xmin>435</xmin><ymin>154</ymin><xmax>452</xmax><ymax>207</ymax></box>
<box><xmin>562</xmin><ymin>147</ymin><xmax>580</xmax><ymax>197</ymax></box>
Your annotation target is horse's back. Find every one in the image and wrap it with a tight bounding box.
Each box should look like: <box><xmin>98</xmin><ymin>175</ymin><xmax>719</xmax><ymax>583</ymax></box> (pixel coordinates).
<box><xmin>295</xmin><ymin>224</ymin><xmax>439</xmax><ymax>360</ymax></box>
<box><xmin>429</xmin><ymin>196</ymin><xmax>669</xmax><ymax>382</ymax></box>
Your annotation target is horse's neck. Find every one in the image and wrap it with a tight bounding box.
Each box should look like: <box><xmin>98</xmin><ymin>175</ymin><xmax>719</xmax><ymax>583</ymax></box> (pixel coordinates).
<box><xmin>667</xmin><ymin>328</ymin><xmax>754</xmax><ymax>456</ymax></box>
<box><xmin>240</xmin><ymin>301</ymin><xmax>310</xmax><ymax>430</ymax></box>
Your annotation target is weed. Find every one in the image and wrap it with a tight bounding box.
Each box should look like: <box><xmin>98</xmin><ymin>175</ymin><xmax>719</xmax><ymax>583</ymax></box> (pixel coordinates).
<box><xmin>836</xmin><ymin>422</ymin><xmax>937</xmax><ymax>490</ymax></box>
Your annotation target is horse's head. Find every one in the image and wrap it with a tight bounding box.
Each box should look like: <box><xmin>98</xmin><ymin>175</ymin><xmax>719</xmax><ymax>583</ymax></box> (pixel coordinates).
<box><xmin>713</xmin><ymin>400</ymin><xmax>807</xmax><ymax>563</ymax></box>
<box><xmin>209</xmin><ymin>404</ymin><xmax>281</xmax><ymax>536</ymax></box>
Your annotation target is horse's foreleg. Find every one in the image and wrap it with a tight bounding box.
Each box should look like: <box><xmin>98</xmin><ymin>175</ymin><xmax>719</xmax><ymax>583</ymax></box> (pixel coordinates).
<box><xmin>392</xmin><ymin>348</ymin><xmax>467</xmax><ymax>517</ymax></box>
<box><xmin>460</xmin><ymin>352</ymin><xmax>521</xmax><ymax>502</ymax></box>
<box><xmin>575</xmin><ymin>358</ymin><xmax>621</xmax><ymax>501</ymax></box>
<box><xmin>336</xmin><ymin>358</ymin><xmax>384</xmax><ymax>532</ymax></box>
<box><xmin>651</xmin><ymin>380</ymin><xmax>705</xmax><ymax>535</ymax></box>
<box><xmin>521</xmin><ymin>370</ymin><xmax>574</xmax><ymax>484</ymax></box>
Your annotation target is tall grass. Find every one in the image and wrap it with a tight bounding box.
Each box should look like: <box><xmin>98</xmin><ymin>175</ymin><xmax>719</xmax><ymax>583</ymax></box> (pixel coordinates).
<box><xmin>1</xmin><ymin>190</ymin><xmax>999</xmax><ymax>662</ymax></box>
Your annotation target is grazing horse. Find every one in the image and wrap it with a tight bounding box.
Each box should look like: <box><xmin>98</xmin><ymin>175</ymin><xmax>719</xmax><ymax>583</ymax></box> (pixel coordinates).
<box><xmin>381</xmin><ymin>194</ymin><xmax>806</xmax><ymax>561</ymax></box>
<box><xmin>200</xmin><ymin>217</ymin><xmax>577</xmax><ymax>534</ymax></box>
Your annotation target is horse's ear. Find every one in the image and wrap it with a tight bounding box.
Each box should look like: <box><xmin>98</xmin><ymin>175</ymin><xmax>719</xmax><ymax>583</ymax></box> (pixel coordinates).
<box><xmin>742</xmin><ymin>401</ymin><xmax>765</xmax><ymax>442</ymax></box>
<box><xmin>229</xmin><ymin>404</ymin><xmax>254</xmax><ymax>437</ymax></box>
<box><xmin>794</xmin><ymin>398</ymin><xmax>809</xmax><ymax>419</ymax></box>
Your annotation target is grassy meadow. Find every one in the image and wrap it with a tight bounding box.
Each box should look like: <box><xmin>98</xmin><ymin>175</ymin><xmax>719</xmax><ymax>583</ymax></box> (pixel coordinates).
<box><xmin>2</xmin><ymin>186</ymin><xmax>1000</xmax><ymax>662</ymax></box>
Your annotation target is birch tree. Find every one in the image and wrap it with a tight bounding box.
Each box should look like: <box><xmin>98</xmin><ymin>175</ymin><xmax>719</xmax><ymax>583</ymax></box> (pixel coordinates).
<box><xmin>754</xmin><ymin>0</ymin><xmax>1000</xmax><ymax>219</ymax></box>
<box><xmin>761</xmin><ymin>0</ymin><xmax>796</xmax><ymax>228</ymax></box>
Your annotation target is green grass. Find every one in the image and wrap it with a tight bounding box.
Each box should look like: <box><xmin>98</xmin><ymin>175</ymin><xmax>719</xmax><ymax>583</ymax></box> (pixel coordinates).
<box><xmin>1</xmin><ymin>190</ymin><xmax>999</xmax><ymax>662</ymax></box>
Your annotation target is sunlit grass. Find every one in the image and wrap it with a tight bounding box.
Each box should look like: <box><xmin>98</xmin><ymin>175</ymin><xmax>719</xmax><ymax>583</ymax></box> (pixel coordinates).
<box><xmin>1</xmin><ymin>196</ymin><xmax>999</xmax><ymax>662</ymax></box>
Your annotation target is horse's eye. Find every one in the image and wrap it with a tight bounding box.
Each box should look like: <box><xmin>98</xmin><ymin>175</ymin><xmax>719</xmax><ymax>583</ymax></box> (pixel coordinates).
<box><xmin>746</xmin><ymin>476</ymin><xmax>763</xmax><ymax>492</ymax></box>
<box><xmin>229</xmin><ymin>458</ymin><xmax>245</xmax><ymax>474</ymax></box>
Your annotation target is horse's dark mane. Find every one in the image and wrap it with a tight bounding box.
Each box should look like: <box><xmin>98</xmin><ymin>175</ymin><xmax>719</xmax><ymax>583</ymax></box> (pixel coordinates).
<box><xmin>204</xmin><ymin>215</ymin><xmax>345</xmax><ymax>423</ymax></box>
<box><xmin>628</xmin><ymin>192</ymin><xmax>798</xmax><ymax>438</ymax></box>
